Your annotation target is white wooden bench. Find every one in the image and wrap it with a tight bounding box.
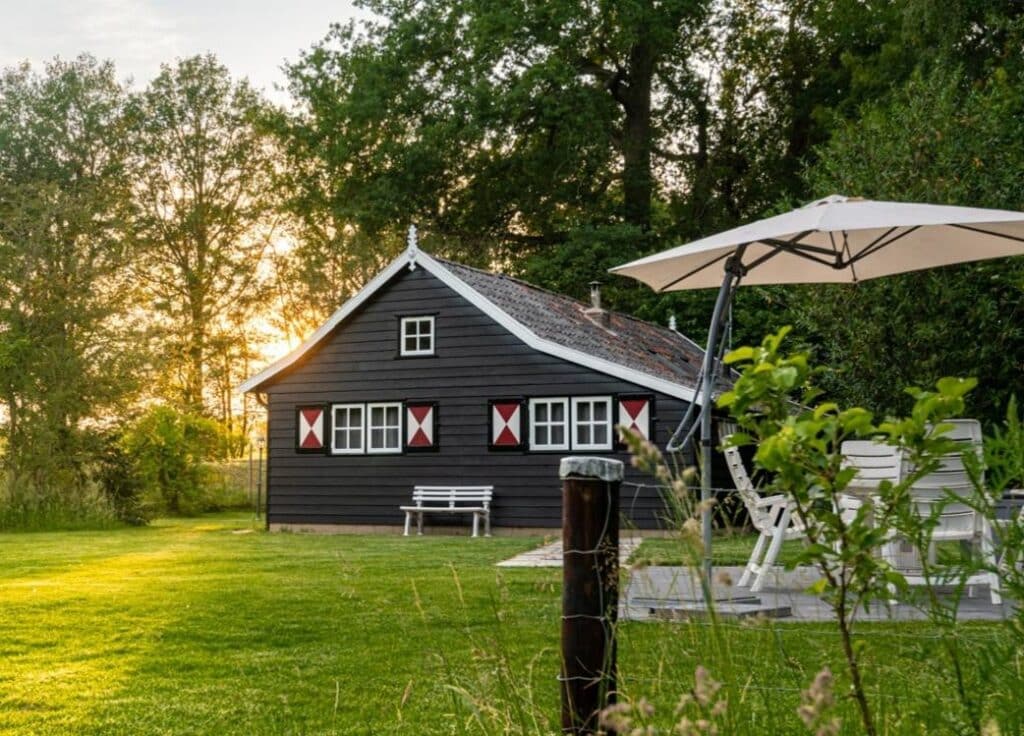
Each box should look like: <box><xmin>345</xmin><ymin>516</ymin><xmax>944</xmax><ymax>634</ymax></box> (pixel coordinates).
<box><xmin>401</xmin><ymin>486</ymin><xmax>493</xmax><ymax>537</ymax></box>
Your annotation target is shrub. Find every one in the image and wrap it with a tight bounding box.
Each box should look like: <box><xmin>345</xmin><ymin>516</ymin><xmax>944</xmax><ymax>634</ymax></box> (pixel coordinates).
<box><xmin>94</xmin><ymin>432</ymin><xmax>149</xmax><ymax>525</ymax></box>
<box><xmin>122</xmin><ymin>406</ymin><xmax>221</xmax><ymax>516</ymax></box>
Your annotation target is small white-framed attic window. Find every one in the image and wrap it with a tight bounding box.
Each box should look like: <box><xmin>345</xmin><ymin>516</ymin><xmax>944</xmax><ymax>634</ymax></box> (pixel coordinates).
<box><xmin>400</xmin><ymin>316</ymin><xmax>435</xmax><ymax>356</ymax></box>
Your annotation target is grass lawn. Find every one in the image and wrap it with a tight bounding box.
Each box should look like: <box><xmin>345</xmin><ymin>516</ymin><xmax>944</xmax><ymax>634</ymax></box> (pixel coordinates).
<box><xmin>629</xmin><ymin>532</ymin><xmax>804</xmax><ymax>568</ymax></box>
<box><xmin>1</xmin><ymin>515</ymin><xmax>1021</xmax><ymax>735</ymax></box>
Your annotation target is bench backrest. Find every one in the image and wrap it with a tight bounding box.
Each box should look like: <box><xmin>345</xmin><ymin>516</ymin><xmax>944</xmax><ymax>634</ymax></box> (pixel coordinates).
<box><xmin>412</xmin><ymin>486</ymin><xmax>493</xmax><ymax>507</ymax></box>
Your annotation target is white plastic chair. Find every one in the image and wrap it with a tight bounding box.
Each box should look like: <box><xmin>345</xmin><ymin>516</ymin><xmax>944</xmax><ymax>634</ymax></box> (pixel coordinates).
<box><xmin>720</xmin><ymin>423</ymin><xmax>806</xmax><ymax>593</ymax></box>
<box><xmin>839</xmin><ymin>440</ymin><xmax>904</xmax><ymax>568</ymax></box>
<box><xmin>903</xmin><ymin>419</ymin><xmax>1000</xmax><ymax>604</ymax></box>
<box><xmin>841</xmin><ymin>422</ymin><xmax>1000</xmax><ymax>604</ymax></box>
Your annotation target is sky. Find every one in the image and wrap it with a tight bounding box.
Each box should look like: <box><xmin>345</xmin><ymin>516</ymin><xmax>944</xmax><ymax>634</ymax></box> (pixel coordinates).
<box><xmin>0</xmin><ymin>0</ymin><xmax>367</xmax><ymax>104</ymax></box>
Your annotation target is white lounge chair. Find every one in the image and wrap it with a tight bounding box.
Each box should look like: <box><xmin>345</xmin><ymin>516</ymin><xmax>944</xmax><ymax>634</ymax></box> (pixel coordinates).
<box><xmin>720</xmin><ymin>423</ymin><xmax>806</xmax><ymax>593</ymax></box>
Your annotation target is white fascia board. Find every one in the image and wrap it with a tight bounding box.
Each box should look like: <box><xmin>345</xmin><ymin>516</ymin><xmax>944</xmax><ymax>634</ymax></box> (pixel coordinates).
<box><xmin>238</xmin><ymin>252</ymin><xmax>413</xmax><ymax>393</ymax></box>
<box><xmin>241</xmin><ymin>247</ymin><xmax>699</xmax><ymax>404</ymax></box>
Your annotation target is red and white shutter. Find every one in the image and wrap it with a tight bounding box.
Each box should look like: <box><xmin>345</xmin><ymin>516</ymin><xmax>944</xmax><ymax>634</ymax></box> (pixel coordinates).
<box><xmin>490</xmin><ymin>400</ymin><xmax>523</xmax><ymax>449</ymax></box>
<box><xmin>297</xmin><ymin>406</ymin><xmax>326</xmax><ymax>452</ymax></box>
<box><xmin>405</xmin><ymin>402</ymin><xmax>437</xmax><ymax>450</ymax></box>
<box><xmin>617</xmin><ymin>396</ymin><xmax>653</xmax><ymax>443</ymax></box>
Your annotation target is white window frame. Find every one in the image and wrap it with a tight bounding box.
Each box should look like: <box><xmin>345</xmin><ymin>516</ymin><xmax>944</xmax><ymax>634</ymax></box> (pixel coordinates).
<box><xmin>367</xmin><ymin>402</ymin><xmax>403</xmax><ymax>454</ymax></box>
<box><xmin>571</xmin><ymin>396</ymin><xmax>613</xmax><ymax>451</ymax></box>
<box><xmin>400</xmin><ymin>316</ymin><xmax>435</xmax><ymax>356</ymax></box>
<box><xmin>529</xmin><ymin>397</ymin><xmax>570</xmax><ymax>451</ymax></box>
<box><xmin>330</xmin><ymin>403</ymin><xmax>365</xmax><ymax>455</ymax></box>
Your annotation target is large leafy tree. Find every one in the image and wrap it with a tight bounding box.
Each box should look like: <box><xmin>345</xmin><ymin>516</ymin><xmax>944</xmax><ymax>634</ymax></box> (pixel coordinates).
<box><xmin>276</xmin><ymin>0</ymin><xmax>911</xmax><ymax>331</ymax></box>
<box><xmin>799</xmin><ymin>66</ymin><xmax>1024</xmax><ymax>424</ymax></box>
<box><xmin>129</xmin><ymin>55</ymin><xmax>278</xmax><ymax>425</ymax></box>
<box><xmin>0</xmin><ymin>56</ymin><xmax>142</xmax><ymax>488</ymax></box>
<box><xmin>276</xmin><ymin>0</ymin><xmax>717</xmax><ymax>320</ymax></box>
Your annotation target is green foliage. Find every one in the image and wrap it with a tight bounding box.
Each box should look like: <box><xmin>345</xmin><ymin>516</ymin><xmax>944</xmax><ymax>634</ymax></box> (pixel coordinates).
<box><xmin>121</xmin><ymin>406</ymin><xmax>221</xmax><ymax>516</ymax></box>
<box><xmin>0</xmin><ymin>56</ymin><xmax>143</xmax><ymax>495</ymax></box>
<box><xmin>94</xmin><ymin>432</ymin><xmax>148</xmax><ymax>525</ymax></box>
<box><xmin>719</xmin><ymin>328</ymin><xmax>981</xmax><ymax>735</ymax></box>
<box><xmin>801</xmin><ymin>65</ymin><xmax>1024</xmax><ymax>425</ymax></box>
<box><xmin>0</xmin><ymin>473</ymin><xmax>118</xmax><ymax>532</ymax></box>
<box><xmin>985</xmin><ymin>396</ymin><xmax>1024</xmax><ymax>491</ymax></box>
<box><xmin>129</xmin><ymin>54</ymin><xmax>277</xmax><ymax>420</ymax></box>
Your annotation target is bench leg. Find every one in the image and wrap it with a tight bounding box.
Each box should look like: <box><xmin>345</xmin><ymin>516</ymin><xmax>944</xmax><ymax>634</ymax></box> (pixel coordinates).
<box><xmin>485</xmin><ymin>512</ymin><xmax>491</xmax><ymax>538</ymax></box>
<box><xmin>472</xmin><ymin>513</ymin><xmax>479</xmax><ymax>538</ymax></box>
<box><xmin>404</xmin><ymin>511</ymin><xmax>411</xmax><ymax>537</ymax></box>
<box><xmin>417</xmin><ymin>512</ymin><xmax>424</xmax><ymax>536</ymax></box>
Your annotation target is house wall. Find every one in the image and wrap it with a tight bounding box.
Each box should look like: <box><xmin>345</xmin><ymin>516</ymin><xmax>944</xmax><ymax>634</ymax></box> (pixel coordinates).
<box><xmin>263</xmin><ymin>265</ymin><xmax>710</xmax><ymax>530</ymax></box>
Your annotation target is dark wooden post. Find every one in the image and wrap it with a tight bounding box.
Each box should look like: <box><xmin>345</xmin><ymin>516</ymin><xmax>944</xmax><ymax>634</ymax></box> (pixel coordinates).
<box><xmin>256</xmin><ymin>439</ymin><xmax>264</xmax><ymax>520</ymax></box>
<box><xmin>560</xmin><ymin>457</ymin><xmax>622</xmax><ymax>735</ymax></box>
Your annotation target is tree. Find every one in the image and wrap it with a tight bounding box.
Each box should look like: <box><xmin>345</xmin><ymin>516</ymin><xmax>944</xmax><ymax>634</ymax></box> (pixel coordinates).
<box><xmin>0</xmin><ymin>56</ymin><xmax>142</xmax><ymax>492</ymax></box>
<box><xmin>130</xmin><ymin>55</ymin><xmax>278</xmax><ymax>419</ymax></box>
<box><xmin>275</xmin><ymin>0</ymin><xmax>919</xmax><ymax>333</ymax></box>
<box><xmin>800</xmin><ymin>67</ymin><xmax>1024</xmax><ymax>424</ymax></box>
<box><xmin>275</xmin><ymin>0</ymin><xmax>723</xmax><ymax>318</ymax></box>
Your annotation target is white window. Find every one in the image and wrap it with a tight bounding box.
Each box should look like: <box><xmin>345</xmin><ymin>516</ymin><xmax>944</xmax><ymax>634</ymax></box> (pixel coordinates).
<box><xmin>529</xmin><ymin>398</ymin><xmax>569</xmax><ymax>451</ymax></box>
<box><xmin>367</xmin><ymin>402</ymin><xmax>403</xmax><ymax>453</ymax></box>
<box><xmin>571</xmin><ymin>397</ymin><xmax>613</xmax><ymax>451</ymax></box>
<box><xmin>331</xmin><ymin>404</ymin><xmax>364</xmax><ymax>454</ymax></box>
<box><xmin>400</xmin><ymin>316</ymin><xmax>435</xmax><ymax>356</ymax></box>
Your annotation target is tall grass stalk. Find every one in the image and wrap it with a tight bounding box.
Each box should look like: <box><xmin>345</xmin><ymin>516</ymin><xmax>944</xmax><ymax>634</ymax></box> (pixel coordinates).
<box><xmin>0</xmin><ymin>474</ymin><xmax>118</xmax><ymax>531</ymax></box>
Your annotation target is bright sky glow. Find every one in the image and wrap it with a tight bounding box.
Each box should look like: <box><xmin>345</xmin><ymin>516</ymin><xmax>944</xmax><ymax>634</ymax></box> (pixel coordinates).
<box><xmin>0</xmin><ymin>0</ymin><xmax>367</xmax><ymax>104</ymax></box>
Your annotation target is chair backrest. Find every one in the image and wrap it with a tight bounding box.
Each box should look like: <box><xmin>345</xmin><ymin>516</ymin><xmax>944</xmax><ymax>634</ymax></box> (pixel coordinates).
<box><xmin>840</xmin><ymin>440</ymin><xmax>903</xmax><ymax>488</ymax></box>
<box><xmin>718</xmin><ymin>422</ymin><xmax>773</xmax><ymax>529</ymax></box>
<box><xmin>906</xmin><ymin>419</ymin><xmax>982</xmax><ymax>527</ymax></box>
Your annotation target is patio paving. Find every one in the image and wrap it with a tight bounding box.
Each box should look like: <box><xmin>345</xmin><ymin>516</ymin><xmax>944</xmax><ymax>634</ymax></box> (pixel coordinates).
<box><xmin>496</xmin><ymin>536</ymin><xmax>642</xmax><ymax>568</ymax></box>
<box><xmin>623</xmin><ymin>565</ymin><xmax>1014</xmax><ymax>622</ymax></box>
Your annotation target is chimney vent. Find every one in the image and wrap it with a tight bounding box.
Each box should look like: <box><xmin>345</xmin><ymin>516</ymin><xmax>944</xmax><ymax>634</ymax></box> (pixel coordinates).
<box><xmin>584</xmin><ymin>281</ymin><xmax>611</xmax><ymax>328</ymax></box>
<box><xmin>669</xmin><ymin>314</ymin><xmax>677</xmax><ymax>331</ymax></box>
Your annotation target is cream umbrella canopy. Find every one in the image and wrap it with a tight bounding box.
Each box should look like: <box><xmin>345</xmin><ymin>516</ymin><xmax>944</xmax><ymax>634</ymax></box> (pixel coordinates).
<box><xmin>610</xmin><ymin>194</ymin><xmax>1024</xmax><ymax>582</ymax></box>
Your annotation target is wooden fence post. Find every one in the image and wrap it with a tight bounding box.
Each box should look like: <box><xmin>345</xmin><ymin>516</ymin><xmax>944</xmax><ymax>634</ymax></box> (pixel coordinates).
<box><xmin>560</xmin><ymin>456</ymin><xmax>623</xmax><ymax>735</ymax></box>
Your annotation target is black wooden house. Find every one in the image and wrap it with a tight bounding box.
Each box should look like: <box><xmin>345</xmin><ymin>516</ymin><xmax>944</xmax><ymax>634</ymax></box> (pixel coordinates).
<box><xmin>241</xmin><ymin>236</ymin><xmax>710</xmax><ymax>532</ymax></box>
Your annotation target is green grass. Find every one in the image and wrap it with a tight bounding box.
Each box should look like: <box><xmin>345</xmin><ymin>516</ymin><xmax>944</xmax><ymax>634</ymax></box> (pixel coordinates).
<box><xmin>630</xmin><ymin>532</ymin><xmax>804</xmax><ymax>568</ymax></box>
<box><xmin>0</xmin><ymin>516</ymin><xmax>1021</xmax><ymax>734</ymax></box>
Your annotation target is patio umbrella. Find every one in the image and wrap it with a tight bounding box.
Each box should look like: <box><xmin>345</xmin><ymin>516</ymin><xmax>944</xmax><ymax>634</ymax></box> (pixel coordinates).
<box><xmin>610</xmin><ymin>194</ymin><xmax>1024</xmax><ymax>581</ymax></box>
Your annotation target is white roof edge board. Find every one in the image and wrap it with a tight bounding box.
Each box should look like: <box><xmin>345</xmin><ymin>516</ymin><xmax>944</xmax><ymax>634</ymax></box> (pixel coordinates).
<box><xmin>240</xmin><ymin>247</ymin><xmax>700</xmax><ymax>403</ymax></box>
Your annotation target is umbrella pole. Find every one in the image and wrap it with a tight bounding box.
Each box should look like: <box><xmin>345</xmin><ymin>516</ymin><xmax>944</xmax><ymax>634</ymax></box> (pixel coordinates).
<box><xmin>698</xmin><ymin>268</ymin><xmax>734</xmax><ymax>585</ymax></box>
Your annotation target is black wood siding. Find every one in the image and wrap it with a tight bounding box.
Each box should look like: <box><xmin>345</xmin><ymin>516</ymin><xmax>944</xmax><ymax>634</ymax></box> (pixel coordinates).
<box><xmin>264</xmin><ymin>266</ymin><xmax>705</xmax><ymax>530</ymax></box>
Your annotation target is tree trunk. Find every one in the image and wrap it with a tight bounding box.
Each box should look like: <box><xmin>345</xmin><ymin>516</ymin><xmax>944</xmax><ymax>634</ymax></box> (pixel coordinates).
<box><xmin>186</xmin><ymin>304</ymin><xmax>206</xmax><ymax>414</ymax></box>
<box><xmin>621</xmin><ymin>39</ymin><xmax>655</xmax><ymax>230</ymax></box>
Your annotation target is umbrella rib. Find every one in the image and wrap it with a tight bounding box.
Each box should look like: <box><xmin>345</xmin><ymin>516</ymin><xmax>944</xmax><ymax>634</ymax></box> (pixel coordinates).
<box><xmin>657</xmin><ymin>251</ymin><xmax>731</xmax><ymax>292</ymax></box>
<box><xmin>845</xmin><ymin>226</ymin><xmax>917</xmax><ymax>266</ymax></box>
<box><xmin>759</xmin><ymin>239</ymin><xmax>838</xmax><ymax>267</ymax></box>
<box><xmin>951</xmin><ymin>223</ymin><xmax>1024</xmax><ymax>244</ymax></box>
<box><xmin>761</xmin><ymin>237</ymin><xmax>836</xmax><ymax>257</ymax></box>
<box><xmin>743</xmin><ymin>244</ymin><xmax>790</xmax><ymax>271</ymax></box>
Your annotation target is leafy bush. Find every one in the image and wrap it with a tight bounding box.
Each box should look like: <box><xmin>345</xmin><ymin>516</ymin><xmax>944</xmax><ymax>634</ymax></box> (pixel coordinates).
<box><xmin>719</xmin><ymin>327</ymin><xmax>1012</xmax><ymax>735</ymax></box>
<box><xmin>94</xmin><ymin>431</ymin><xmax>149</xmax><ymax>525</ymax></box>
<box><xmin>121</xmin><ymin>406</ymin><xmax>221</xmax><ymax>516</ymax></box>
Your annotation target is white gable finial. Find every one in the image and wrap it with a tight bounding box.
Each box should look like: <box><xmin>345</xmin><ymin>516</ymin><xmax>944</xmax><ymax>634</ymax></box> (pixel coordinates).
<box><xmin>407</xmin><ymin>223</ymin><xmax>418</xmax><ymax>270</ymax></box>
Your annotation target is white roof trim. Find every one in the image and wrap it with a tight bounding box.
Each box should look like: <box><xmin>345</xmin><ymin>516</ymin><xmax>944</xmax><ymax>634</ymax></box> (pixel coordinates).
<box><xmin>240</xmin><ymin>247</ymin><xmax>700</xmax><ymax>403</ymax></box>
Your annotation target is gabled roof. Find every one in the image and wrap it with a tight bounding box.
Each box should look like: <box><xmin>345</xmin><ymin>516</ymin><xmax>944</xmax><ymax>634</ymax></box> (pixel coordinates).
<box><xmin>240</xmin><ymin>244</ymin><xmax>706</xmax><ymax>402</ymax></box>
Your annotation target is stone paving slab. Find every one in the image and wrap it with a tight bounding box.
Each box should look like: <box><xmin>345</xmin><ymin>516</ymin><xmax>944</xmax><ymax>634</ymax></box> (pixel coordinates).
<box><xmin>497</xmin><ymin>536</ymin><xmax>641</xmax><ymax>568</ymax></box>
<box><xmin>623</xmin><ymin>565</ymin><xmax>1014</xmax><ymax>622</ymax></box>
